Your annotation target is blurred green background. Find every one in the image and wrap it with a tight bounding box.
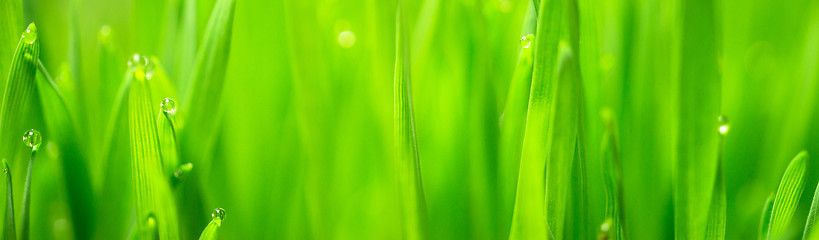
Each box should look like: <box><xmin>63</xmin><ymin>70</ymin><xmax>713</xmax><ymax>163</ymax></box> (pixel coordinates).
<box><xmin>0</xmin><ymin>0</ymin><xmax>818</xmax><ymax>239</ymax></box>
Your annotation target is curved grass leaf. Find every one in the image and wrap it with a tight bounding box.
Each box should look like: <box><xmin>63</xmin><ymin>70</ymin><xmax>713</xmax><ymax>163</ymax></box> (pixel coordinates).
<box><xmin>394</xmin><ymin>4</ymin><xmax>428</xmax><ymax>239</ymax></box>
<box><xmin>180</xmin><ymin>0</ymin><xmax>236</xmax><ymax>171</ymax></box>
<box><xmin>498</xmin><ymin>38</ymin><xmax>534</xmax><ymax>236</ymax></box>
<box><xmin>508</xmin><ymin>0</ymin><xmax>564</xmax><ymax>238</ymax></box>
<box><xmin>2</xmin><ymin>159</ymin><xmax>14</xmax><ymax>240</ymax></box>
<box><xmin>128</xmin><ymin>61</ymin><xmax>181</xmax><ymax>240</ymax></box>
<box><xmin>600</xmin><ymin>108</ymin><xmax>627</xmax><ymax>240</ymax></box>
<box><xmin>0</xmin><ymin>23</ymin><xmax>39</xmax><ymax>160</ymax></box>
<box><xmin>804</xmin><ymin>181</ymin><xmax>819</xmax><ymax>240</ymax></box>
<box><xmin>36</xmin><ymin>59</ymin><xmax>96</xmax><ymax>239</ymax></box>
<box><xmin>759</xmin><ymin>193</ymin><xmax>774</xmax><ymax>240</ymax></box>
<box><xmin>0</xmin><ymin>0</ymin><xmax>22</xmax><ymax>92</ymax></box>
<box><xmin>768</xmin><ymin>151</ymin><xmax>809</xmax><ymax>239</ymax></box>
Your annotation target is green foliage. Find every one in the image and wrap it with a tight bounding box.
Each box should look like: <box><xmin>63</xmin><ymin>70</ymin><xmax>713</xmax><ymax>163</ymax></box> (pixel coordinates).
<box><xmin>767</xmin><ymin>151</ymin><xmax>808</xmax><ymax>239</ymax></box>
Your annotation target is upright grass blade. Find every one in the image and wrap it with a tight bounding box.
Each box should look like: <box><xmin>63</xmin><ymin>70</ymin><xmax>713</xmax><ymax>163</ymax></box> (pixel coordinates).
<box><xmin>0</xmin><ymin>23</ymin><xmax>39</xmax><ymax>160</ymax></box>
<box><xmin>128</xmin><ymin>55</ymin><xmax>181</xmax><ymax>240</ymax></box>
<box><xmin>760</xmin><ymin>194</ymin><xmax>774</xmax><ymax>240</ymax></box>
<box><xmin>676</xmin><ymin>0</ymin><xmax>721</xmax><ymax>236</ymax></box>
<box><xmin>2</xmin><ymin>159</ymin><xmax>14</xmax><ymax>240</ymax></box>
<box><xmin>768</xmin><ymin>151</ymin><xmax>809</xmax><ymax>239</ymax></box>
<box><xmin>0</xmin><ymin>0</ymin><xmax>22</xmax><ymax>90</ymax></box>
<box><xmin>180</xmin><ymin>0</ymin><xmax>236</xmax><ymax>172</ymax></box>
<box><xmin>705</xmin><ymin>125</ymin><xmax>728</xmax><ymax>240</ymax></box>
<box><xmin>508</xmin><ymin>0</ymin><xmax>563</xmax><ymax>238</ymax></box>
<box><xmin>19</xmin><ymin>131</ymin><xmax>40</xmax><ymax>240</ymax></box>
<box><xmin>394</xmin><ymin>4</ymin><xmax>428</xmax><ymax>239</ymax></box>
<box><xmin>498</xmin><ymin>36</ymin><xmax>534</xmax><ymax>237</ymax></box>
<box><xmin>36</xmin><ymin>59</ymin><xmax>96</xmax><ymax>240</ymax></box>
<box><xmin>804</xmin><ymin>182</ymin><xmax>819</xmax><ymax>240</ymax></box>
<box><xmin>600</xmin><ymin>108</ymin><xmax>627</xmax><ymax>240</ymax></box>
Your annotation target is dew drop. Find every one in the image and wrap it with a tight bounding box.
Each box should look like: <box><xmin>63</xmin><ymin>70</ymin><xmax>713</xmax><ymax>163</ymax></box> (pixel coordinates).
<box><xmin>338</xmin><ymin>31</ymin><xmax>356</xmax><ymax>48</ymax></box>
<box><xmin>718</xmin><ymin>115</ymin><xmax>730</xmax><ymax>136</ymax></box>
<box><xmin>173</xmin><ymin>162</ymin><xmax>193</xmax><ymax>179</ymax></box>
<box><xmin>161</xmin><ymin>98</ymin><xmax>177</xmax><ymax>114</ymax></box>
<box><xmin>598</xmin><ymin>218</ymin><xmax>612</xmax><ymax>240</ymax></box>
<box><xmin>22</xmin><ymin>129</ymin><xmax>42</xmax><ymax>149</ymax></box>
<box><xmin>212</xmin><ymin>208</ymin><xmax>226</xmax><ymax>222</ymax></box>
<box><xmin>520</xmin><ymin>34</ymin><xmax>534</xmax><ymax>48</ymax></box>
<box><xmin>128</xmin><ymin>54</ymin><xmax>153</xmax><ymax>80</ymax></box>
<box><xmin>21</xmin><ymin>24</ymin><xmax>37</xmax><ymax>44</ymax></box>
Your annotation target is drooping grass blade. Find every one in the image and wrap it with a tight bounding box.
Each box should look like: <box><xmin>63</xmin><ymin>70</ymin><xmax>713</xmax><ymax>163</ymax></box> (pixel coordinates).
<box><xmin>768</xmin><ymin>151</ymin><xmax>808</xmax><ymax>239</ymax></box>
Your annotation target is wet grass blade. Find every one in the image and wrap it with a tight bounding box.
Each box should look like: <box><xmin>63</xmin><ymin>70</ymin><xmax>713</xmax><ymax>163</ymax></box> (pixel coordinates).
<box><xmin>2</xmin><ymin>159</ymin><xmax>14</xmax><ymax>240</ymax></box>
<box><xmin>600</xmin><ymin>108</ymin><xmax>627</xmax><ymax>240</ymax></box>
<box><xmin>498</xmin><ymin>37</ymin><xmax>534</xmax><ymax>236</ymax></box>
<box><xmin>394</xmin><ymin>4</ymin><xmax>428</xmax><ymax>239</ymax></box>
<box><xmin>198</xmin><ymin>209</ymin><xmax>224</xmax><ymax>240</ymax></box>
<box><xmin>768</xmin><ymin>151</ymin><xmax>808</xmax><ymax>239</ymax></box>
<box><xmin>0</xmin><ymin>23</ymin><xmax>39</xmax><ymax>159</ymax></box>
<box><xmin>804</xmin><ymin>182</ymin><xmax>819</xmax><ymax>240</ymax></box>
<box><xmin>180</xmin><ymin>0</ymin><xmax>236</xmax><ymax>170</ymax></box>
<box><xmin>508</xmin><ymin>0</ymin><xmax>563</xmax><ymax>237</ymax></box>
<box><xmin>128</xmin><ymin>58</ymin><xmax>181</xmax><ymax>240</ymax></box>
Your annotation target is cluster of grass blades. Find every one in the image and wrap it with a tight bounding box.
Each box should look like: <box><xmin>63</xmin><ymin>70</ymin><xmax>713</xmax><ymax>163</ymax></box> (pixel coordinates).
<box><xmin>0</xmin><ymin>0</ymin><xmax>236</xmax><ymax>238</ymax></box>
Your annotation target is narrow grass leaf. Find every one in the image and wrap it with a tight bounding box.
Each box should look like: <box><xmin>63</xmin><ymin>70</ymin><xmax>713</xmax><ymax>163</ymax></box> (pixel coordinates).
<box><xmin>19</xmin><ymin>138</ymin><xmax>39</xmax><ymax>240</ymax></box>
<box><xmin>198</xmin><ymin>208</ymin><xmax>225</xmax><ymax>240</ymax></box>
<box><xmin>394</xmin><ymin>4</ymin><xmax>428</xmax><ymax>239</ymax></box>
<box><xmin>0</xmin><ymin>23</ymin><xmax>39</xmax><ymax>160</ymax></box>
<box><xmin>2</xmin><ymin>159</ymin><xmax>14</xmax><ymax>240</ymax></box>
<box><xmin>0</xmin><ymin>0</ymin><xmax>22</xmax><ymax>90</ymax></box>
<box><xmin>180</xmin><ymin>0</ymin><xmax>236</xmax><ymax>170</ymax></box>
<box><xmin>768</xmin><ymin>151</ymin><xmax>809</xmax><ymax>239</ymax></box>
<box><xmin>128</xmin><ymin>58</ymin><xmax>181</xmax><ymax>240</ymax></box>
<box><xmin>705</xmin><ymin>141</ymin><xmax>726</xmax><ymax>240</ymax></box>
<box><xmin>600</xmin><ymin>108</ymin><xmax>627</xmax><ymax>240</ymax></box>
<box><xmin>803</xmin><ymin>181</ymin><xmax>819</xmax><ymax>240</ymax></box>
<box><xmin>508</xmin><ymin>0</ymin><xmax>563</xmax><ymax>237</ymax></box>
<box><xmin>760</xmin><ymin>193</ymin><xmax>774</xmax><ymax>240</ymax></box>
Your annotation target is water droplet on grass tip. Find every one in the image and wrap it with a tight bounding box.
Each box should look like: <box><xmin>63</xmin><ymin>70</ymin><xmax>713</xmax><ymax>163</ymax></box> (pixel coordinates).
<box><xmin>22</xmin><ymin>24</ymin><xmax>37</xmax><ymax>44</ymax></box>
<box><xmin>718</xmin><ymin>115</ymin><xmax>730</xmax><ymax>136</ymax></box>
<box><xmin>174</xmin><ymin>162</ymin><xmax>193</xmax><ymax>179</ymax></box>
<box><xmin>23</xmin><ymin>129</ymin><xmax>42</xmax><ymax>149</ymax></box>
<box><xmin>161</xmin><ymin>98</ymin><xmax>176</xmax><ymax>114</ymax></box>
<box><xmin>338</xmin><ymin>31</ymin><xmax>356</xmax><ymax>48</ymax></box>
<box><xmin>128</xmin><ymin>54</ymin><xmax>154</xmax><ymax>80</ymax></box>
<box><xmin>598</xmin><ymin>218</ymin><xmax>612</xmax><ymax>240</ymax></box>
<box><xmin>520</xmin><ymin>34</ymin><xmax>534</xmax><ymax>48</ymax></box>
<box><xmin>212</xmin><ymin>208</ymin><xmax>226</xmax><ymax>222</ymax></box>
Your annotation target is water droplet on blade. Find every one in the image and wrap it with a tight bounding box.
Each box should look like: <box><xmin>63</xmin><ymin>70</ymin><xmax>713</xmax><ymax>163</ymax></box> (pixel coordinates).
<box><xmin>22</xmin><ymin>129</ymin><xmax>42</xmax><ymax>149</ymax></box>
<box><xmin>718</xmin><ymin>115</ymin><xmax>730</xmax><ymax>136</ymax></box>
<box><xmin>128</xmin><ymin>54</ymin><xmax>152</xmax><ymax>80</ymax></box>
<box><xmin>21</xmin><ymin>25</ymin><xmax>37</xmax><ymax>44</ymax></box>
<box><xmin>161</xmin><ymin>98</ymin><xmax>176</xmax><ymax>114</ymax></box>
<box><xmin>212</xmin><ymin>208</ymin><xmax>226</xmax><ymax>222</ymax></box>
<box><xmin>520</xmin><ymin>34</ymin><xmax>534</xmax><ymax>48</ymax></box>
<box><xmin>338</xmin><ymin>31</ymin><xmax>356</xmax><ymax>48</ymax></box>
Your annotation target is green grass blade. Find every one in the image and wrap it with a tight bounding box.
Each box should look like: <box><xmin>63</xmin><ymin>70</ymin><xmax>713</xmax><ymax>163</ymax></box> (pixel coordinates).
<box><xmin>768</xmin><ymin>151</ymin><xmax>809</xmax><ymax>239</ymax></box>
<box><xmin>0</xmin><ymin>0</ymin><xmax>22</xmax><ymax>92</ymax></box>
<box><xmin>676</xmin><ymin>0</ymin><xmax>721</xmax><ymax>236</ymax></box>
<box><xmin>394</xmin><ymin>4</ymin><xmax>428</xmax><ymax>239</ymax></box>
<box><xmin>180</xmin><ymin>0</ymin><xmax>236</xmax><ymax>170</ymax></box>
<box><xmin>0</xmin><ymin>23</ymin><xmax>39</xmax><ymax>159</ymax></box>
<box><xmin>19</xmin><ymin>144</ymin><xmax>38</xmax><ymax>240</ymax></box>
<box><xmin>498</xmin><ymin>36</ymin><xmax>534</xmax><ymax>237</ymax></box>
<box><xmin>508</xmin><ymin>0</ymin><xmax>564</xmax><ymax>237</ymax></box>
<box><xmin>2</xmin><ymin>159</ymin><xmax>14</xmax><ymax>240</ymax></box>
<box><xmin>705</xmin><ymin>137</ymin><xmax>726</xmax><ymax>240</ymax></box>
<box><xmin>600</xmin><ymin>108</ymin><xmax>627</xmax><ymax>240</ymax></box>
<box><xmin>760</xmin><ymin>194</ymin><xmax>774</xmax><ymax>240</ymax></box>
<box><xmin>804</xmin><ymin>182</ymin><xmax>819</xmax><ymax>240</ymax></box>
<box><xmin>128</xmin><ymin>56</ymin><xmax>181</xmax><ymax>240</ymax></box>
